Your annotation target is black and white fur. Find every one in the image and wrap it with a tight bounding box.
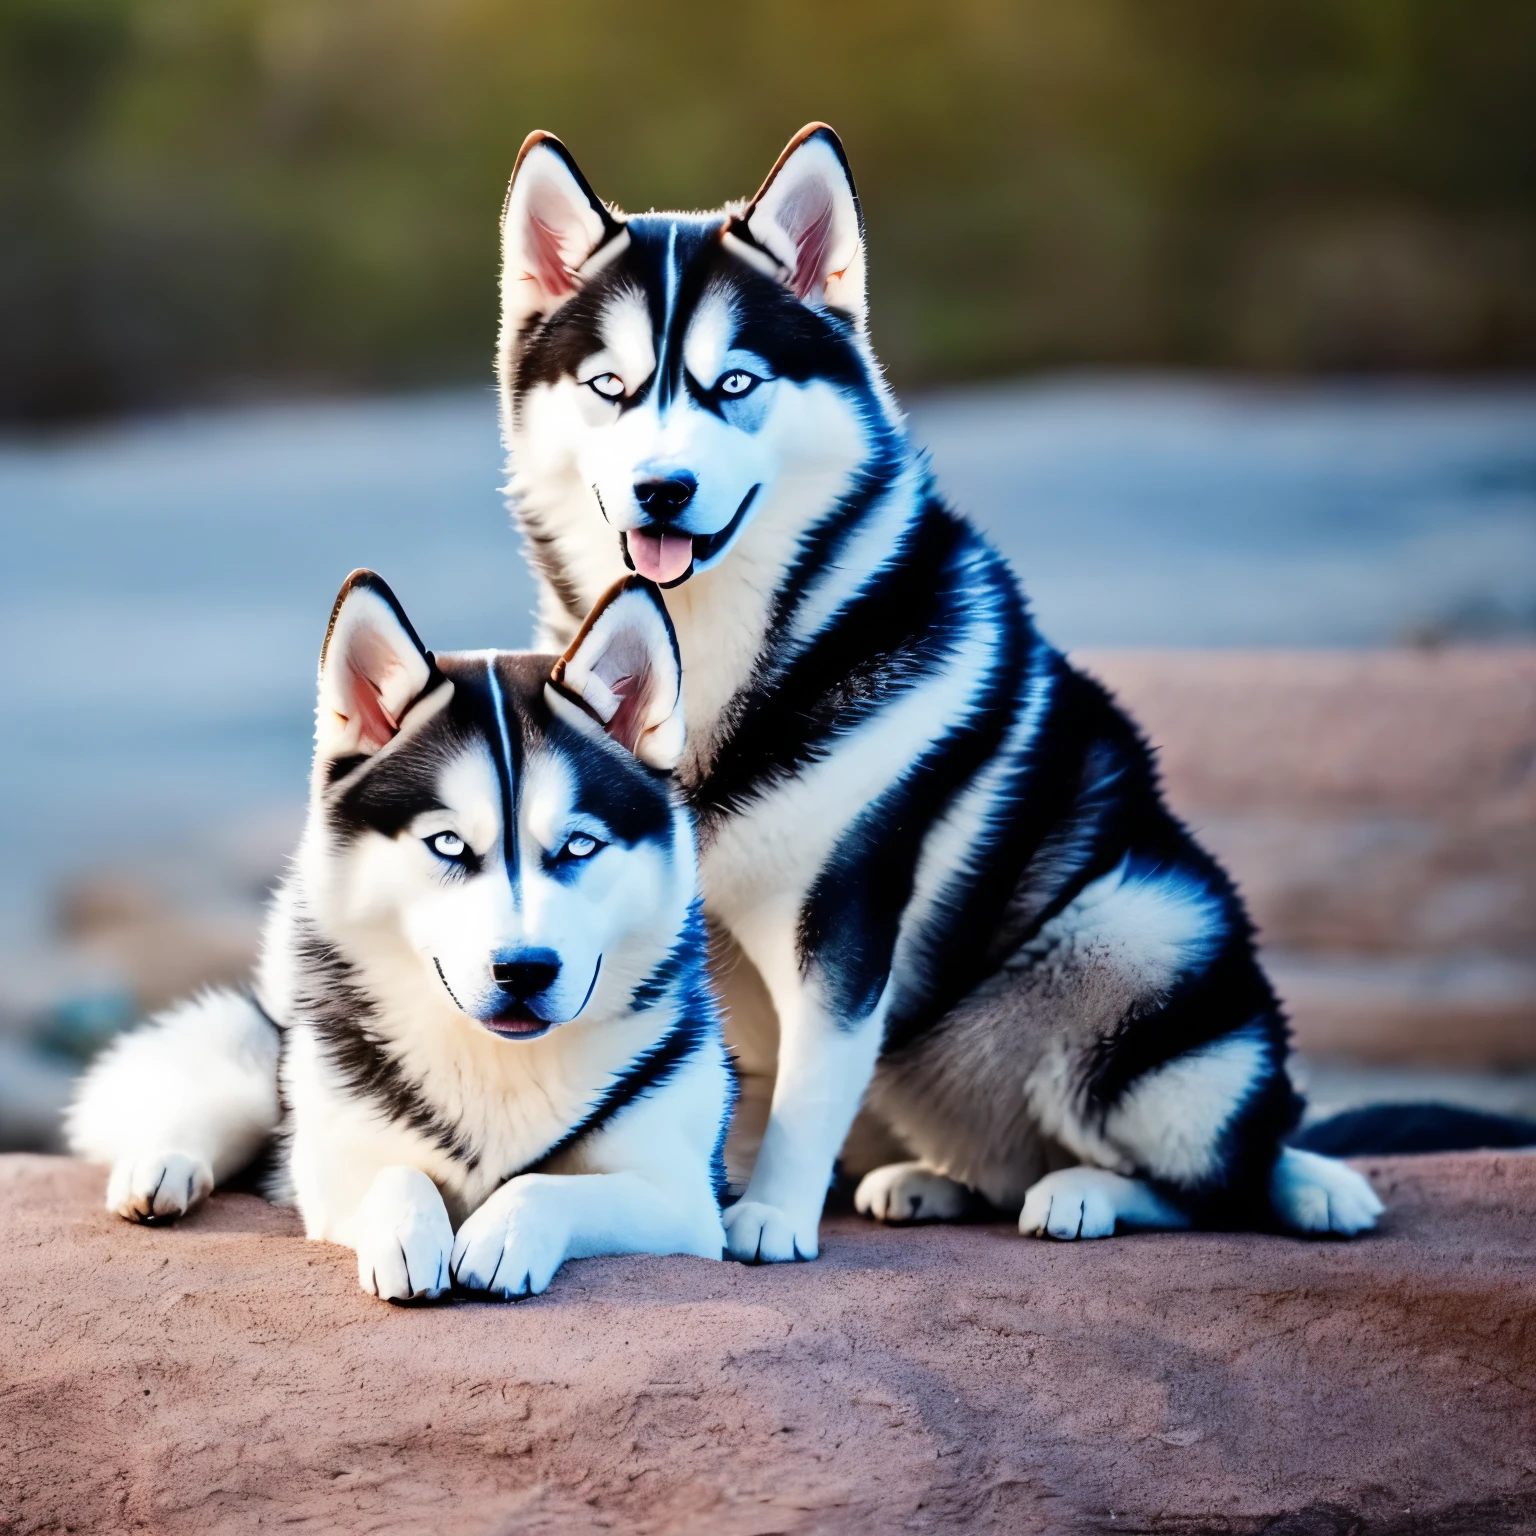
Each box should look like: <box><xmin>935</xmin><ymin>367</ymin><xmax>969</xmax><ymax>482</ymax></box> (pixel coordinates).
<box><xmin>67</xmin><ymin>572</ymin><xmax>734</xmax><ymax>1300</ymax></box>
<box><xmin>494</xmin><ymin>124</ymin><xmax>1383</xmax><ymax>1260</ymax></box>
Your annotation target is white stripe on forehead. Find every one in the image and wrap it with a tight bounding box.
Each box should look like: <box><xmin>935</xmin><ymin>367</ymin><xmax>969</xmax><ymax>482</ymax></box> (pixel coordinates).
<box><xmin>597</xmin><ymin>287</ymin><xmax>656</xmax><ymax>382</ymax></box>
<box><xmin>482</xmin><ymin>655</ymin><xmax>517</xmax><ymax>786</ymax></box>
<box><xmin>654</xmin><ymin>222</ymin><xmax>680</xmax><ymax>386</ymax></box>
<box><xmin>479</xmin><ymin>654</ymin><xmax>524</xmax><ymax>900</ymax></box>
<box><xmin>663</xmin><ymin>222</ymin><xmax>679</xmax><ymax>336</ymax></box>
<box><xmin>682</xmin><ymin>287</ymin><xmax>737</xmax><ymax>389</ymax></box>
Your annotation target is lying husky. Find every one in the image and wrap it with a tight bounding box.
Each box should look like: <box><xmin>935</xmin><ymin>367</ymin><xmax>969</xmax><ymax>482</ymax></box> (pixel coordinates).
<box><xmin>494</xmin><ymin>124</ymin><xmax>1383</xmax><ymax>1260</ymax></box>
<box><xmin>67</xmin><ymin>572</ymin><xmax>734</xmax><ymax>1299</ymax></box>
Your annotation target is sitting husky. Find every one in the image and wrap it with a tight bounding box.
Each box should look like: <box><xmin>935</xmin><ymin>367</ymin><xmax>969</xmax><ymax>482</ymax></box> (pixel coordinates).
<box><xmin>492</xmin><ymin>124</ymin><xmax>1383</xmax><ymax>1260</ymax></box>
<box><xmin>67</xmin><ymin>571</ymin><xmax>734</xmax><ymax>1300</ymax></box>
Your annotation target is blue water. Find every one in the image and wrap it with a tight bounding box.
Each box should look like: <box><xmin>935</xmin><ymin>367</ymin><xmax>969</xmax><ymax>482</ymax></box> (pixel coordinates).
<box><xmin>2</xmin><ymin>376</ymin><xmax>1533</xmax><ymax>947</ymax></box>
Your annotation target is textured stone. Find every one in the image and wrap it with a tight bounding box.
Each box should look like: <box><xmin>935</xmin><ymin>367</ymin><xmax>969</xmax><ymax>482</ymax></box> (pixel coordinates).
<box><xmin>4</xmin><ymin>1153</ymin><xmax>1533</xmax><ymax>1534</ymax></box>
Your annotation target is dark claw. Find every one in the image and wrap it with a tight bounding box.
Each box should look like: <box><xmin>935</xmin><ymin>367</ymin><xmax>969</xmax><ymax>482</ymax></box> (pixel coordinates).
<box><xmin>486</xmin><ymin>1245</ymin><xmax>507</xmax><ymax>1296</ymax></box>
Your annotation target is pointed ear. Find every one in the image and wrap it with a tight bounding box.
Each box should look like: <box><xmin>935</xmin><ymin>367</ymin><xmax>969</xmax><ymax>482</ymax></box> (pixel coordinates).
<box><xmin>727</xmin><ymin>123</ymin><xmax>866</xmax><ymax>325</ymax></box>
<box><xmin>546</xmin><ymin>578</ymin><xmax>685</xmax><ymax>772</ymax></box>
<box><xmin>500</xmin><ymin>130</ymin><xmax>626</xmax><ymax>335</ymax></box>
<box><xmin>317</xmin><ymin>571</ymin><xmax>434</xmax><ymax>761</ymax></box>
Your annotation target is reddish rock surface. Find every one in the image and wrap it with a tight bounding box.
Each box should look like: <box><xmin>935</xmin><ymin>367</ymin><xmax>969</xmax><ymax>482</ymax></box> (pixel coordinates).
<box><xmin>4</xmin><ymin>1153</ymin><xmax>1533</xmax><ymax>1534</ymax></box>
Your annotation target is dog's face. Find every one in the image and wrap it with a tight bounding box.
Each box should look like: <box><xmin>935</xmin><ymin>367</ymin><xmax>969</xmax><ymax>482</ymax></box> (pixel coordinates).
<box><xmin>499</xmin><ymin>126</ymin><xmax>889</xmax><ymax>609</ymax></box>
<box><xmin>308</xmin><ymin>571</ymin><xmax>690</xmax><ymax>1039</ymax></box>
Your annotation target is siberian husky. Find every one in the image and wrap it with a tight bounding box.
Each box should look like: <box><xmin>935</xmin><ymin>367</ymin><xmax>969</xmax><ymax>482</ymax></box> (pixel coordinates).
<box><xmin>493</xmin><ymin>123</ymin><xmax>1383</xmax><ymax>1260</ymax></box>
<box><xmin>67</xmin><ymin>571</ymin><xmax>734</xmax><ymax>1299</ymax></box>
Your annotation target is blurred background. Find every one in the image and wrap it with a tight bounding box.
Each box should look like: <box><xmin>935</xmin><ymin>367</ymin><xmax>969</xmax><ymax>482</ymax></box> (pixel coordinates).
<box><xmin>2</xmin><ymin>0</ymin><xmax>1534</xmax><ymax>1149</ymax></box>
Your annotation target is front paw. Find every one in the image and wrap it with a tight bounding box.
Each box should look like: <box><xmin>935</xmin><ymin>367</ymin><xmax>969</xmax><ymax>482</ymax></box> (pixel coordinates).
<box><xmin>1020</xmin><ymin>1168</ymin><xmax>1120</xmax><ymax>1240</ymax></box>
<box><xmin>854</xmin><ymin>1162</ymin><xmax>971</xmax><ymax>1224</ymax></box>
<box><xmin>355</xmin><ymin>1166</ymin><xmax>453</xmax><ymax>1303</ymax></box>
<box><xmin>722</xmin><ymin>1199</ymin><xmax>818</xmax><ymax>1263</ymax></box>
<box><xmin>451</xmin><ymin>1178</ymin><xmax>568</xmax><ymax>1299</ymax></box>
<box><xmin>107</xmin><ymin>1151</ymin><xmax>212</xmax><ymax>1223</ymax></box>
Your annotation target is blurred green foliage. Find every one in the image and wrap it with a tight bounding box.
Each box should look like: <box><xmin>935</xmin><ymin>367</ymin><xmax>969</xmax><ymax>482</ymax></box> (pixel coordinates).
<box><xmin>3</xmin><ymin>0</ymin><xmax>1534</xmax><ymax>420</ymax></box>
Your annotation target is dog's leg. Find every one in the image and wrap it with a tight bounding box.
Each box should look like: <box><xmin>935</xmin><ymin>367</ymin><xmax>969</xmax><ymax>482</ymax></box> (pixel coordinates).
<box><xmin>455</xmin><ymin>1046</ymin><xmax>730</xmax><ymax>1296</ymax></box>
<box><xmin>854</xmin><ymin>1161</ymin><xmax>973</xmax><ymax>1224</ymax></box>
<box><xmin>66</xmin><ymin>988</ymin><xmax>280</xmax><ymax>1223</ymax></box>
<box><xmin>711</xmin><ymin>925</ymin><xmax>779</xmax><ymax>1198</ymax></box>
<box><xmin>281</xmin><ymin>1034</ymin><xmax>458</xmax><ymax>1299</ymax></box>
<box><xmin>353</xmin><ymin>1165</ymin><xmax>455</xmax><ymax>1303</ymax></box>
<box><xmin>1268</xmin><ymin>1147</ymin><xmax>1384</xmax><ymax>1236</ymax></box>
<box><xmin>1022</xmin><ymin>1028</ymin><xmax>1382</xmax><ymax>1238</ymax></box>
<box><xmin>452</xmin><ymin>1170</ymin><xmax>725</xmax><ymax>1298</ymax></box>
<box><xmin>720</xmin><ymin>915</ymin><xmax>886</xmax><ymax>1262</ymax></box>
<box><xmin>1020</xmin><ymin>1167</ymin><xmax>1190</xmax><ymax>1240</ymax></box>
<box><xmin>285</xmin><ymin>1109</ymin><xmax>457</xmax><ymax>1302</ymax></box>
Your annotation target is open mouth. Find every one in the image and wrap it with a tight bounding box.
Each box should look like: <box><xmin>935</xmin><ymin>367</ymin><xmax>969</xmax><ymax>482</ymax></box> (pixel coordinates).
<box><xmin>435</xmin><ymin>955</ymin><xmax>554</xmax><ymax>1039</ymax></box>
<box><xmin>621</xmin><ymin>485</ymin><xmax>759</xmax><ymax>588</ymax></box>
<box><xmin>482</xmin><ymin>1008</ymin><xmax>552</xmax><ymax>1040</ymax></box>
<box><xmin>443</xmin><ymin>955</ymin><xmax>601</xmax><ymax>1042</ymax></box>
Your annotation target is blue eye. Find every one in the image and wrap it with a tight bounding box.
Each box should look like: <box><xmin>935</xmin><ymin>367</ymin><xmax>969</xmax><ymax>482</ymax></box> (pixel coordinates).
<box><xmin>586</xmin><ymin>373</ymin><xmax>624</xmax><ymax>401</ymax></box>
<box><xmin>718</xmin><ymin>370</ymin><xmax>759</xmax><ymax>398</ymax></box>
<box><xmin>562</xmin><ymin>833</ymin><xmax>600</xmax><ymax>860</ymax></box>
<box><xmin>427</xmin><ymin>831</ymin><xmax>466</xmax><ymax>860</ymax></box>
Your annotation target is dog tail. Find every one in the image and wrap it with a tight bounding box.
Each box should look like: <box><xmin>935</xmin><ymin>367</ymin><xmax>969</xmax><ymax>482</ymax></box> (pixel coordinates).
<box><xmin>1290</xmin><ymin>1102</ymin><xmax>1536</xmax><ymax>1157</ymax></box>
<box><xmin>65</xmin><ymin>987</ymin><xmax>282</xmax><ymax>1213</ymax></box>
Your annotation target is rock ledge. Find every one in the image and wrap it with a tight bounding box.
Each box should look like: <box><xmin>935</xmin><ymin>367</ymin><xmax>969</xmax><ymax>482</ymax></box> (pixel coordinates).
<box><xmin>3</xmin><ymin>1153</ymin><xmax>1534</xmax><ymax>1533</ymax></box>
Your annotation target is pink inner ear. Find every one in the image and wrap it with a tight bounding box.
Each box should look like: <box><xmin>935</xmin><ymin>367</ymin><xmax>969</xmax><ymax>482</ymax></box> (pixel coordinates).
<box><xmin>343</xmin><ymin>629</ymin><xmax>407</xmax><ymax>752</ymax></box>
<box><xmin>594</xmin><ymin>638</ymin><xmax>654</xmax><ymax>755</ymax></box>
<box><xmin>526</xmin><ymin>197</ymin><xmax>580</xmax><ymax>302</ymax></box>
<box><xmin>346</xmin><ymin>662</ymin><xmax>400</xmax><ymax>754</ymax></box>
<box><xmin>782</xmin><ymin>185</ymin><xmax>835</xmax><ymax>302</ymax></box>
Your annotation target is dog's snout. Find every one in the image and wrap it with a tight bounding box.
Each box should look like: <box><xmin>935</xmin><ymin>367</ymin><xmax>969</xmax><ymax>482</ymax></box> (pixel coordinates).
<box><xmin>633</xmin><ymin>473</ymin><xmax>697</xmax><ymax>522</ymax></box>
<box><xmin>492</xmin><ymin>950</ymin><xmax>561</xmax><ymax>998</ymax></box>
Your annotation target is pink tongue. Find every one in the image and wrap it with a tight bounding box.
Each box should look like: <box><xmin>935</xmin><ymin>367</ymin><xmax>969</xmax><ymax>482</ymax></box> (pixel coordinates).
<box><xmin>628</xmin><ymin>529</ymin><xmax>694</xmax><ymax>584</ymax></box>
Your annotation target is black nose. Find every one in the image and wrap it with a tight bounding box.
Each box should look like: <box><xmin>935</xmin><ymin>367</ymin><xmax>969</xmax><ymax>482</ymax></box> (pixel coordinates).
<box><xmin>633</xmin><ymin>474</ymin><xmax>697</xmax><ymax>522</ymax></box>
<box><xmin>492</xmin><ymin>950</ymin><xmax>561</xmax><ymax>998</ymax></box>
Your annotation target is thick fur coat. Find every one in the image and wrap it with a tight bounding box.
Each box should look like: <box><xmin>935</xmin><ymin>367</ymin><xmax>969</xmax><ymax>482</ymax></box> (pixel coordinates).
<box><xmin>492</xmin><ymin>124</ymin><xmax>1382</xmax><ymax>1259</ymax></box>
<box><xmin>68</xmin><ymin>574</ymin><xmax>735</xmax><ymax>1298</ymax></box>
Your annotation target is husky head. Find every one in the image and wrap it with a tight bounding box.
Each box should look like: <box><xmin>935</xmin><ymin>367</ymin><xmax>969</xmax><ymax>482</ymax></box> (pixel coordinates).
<box><xmin>498</xmin><ymin>124</ymin><xmax>899</xmax><ymax>624</ymax></box>
<box><xmin>304</xmin><ymin>570</ymin><xmax>691</xmax><ymax>1040</ymax></box>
